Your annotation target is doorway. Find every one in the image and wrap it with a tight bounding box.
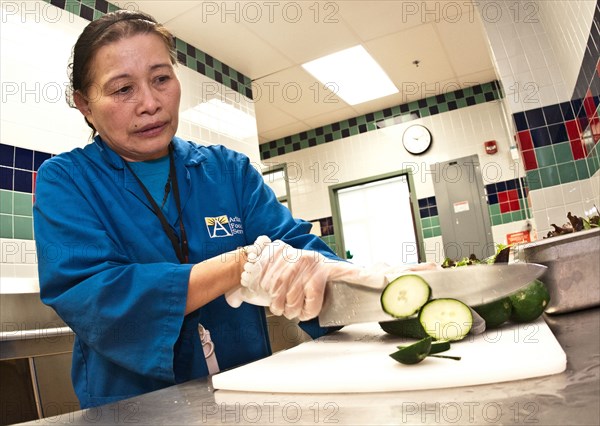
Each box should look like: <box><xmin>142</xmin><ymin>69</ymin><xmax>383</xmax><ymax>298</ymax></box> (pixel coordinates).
<box><xmin>329</xmin><ymin>171</ymin><xmax>424</xmax><ymax>268</ymax></box>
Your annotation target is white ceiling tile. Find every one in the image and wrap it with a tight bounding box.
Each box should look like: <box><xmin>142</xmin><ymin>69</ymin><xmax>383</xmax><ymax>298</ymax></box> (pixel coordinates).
<box><xmin>132</xmin><ymin>1</ymin><xmax>497</xmax><ymax>144</ymax></box>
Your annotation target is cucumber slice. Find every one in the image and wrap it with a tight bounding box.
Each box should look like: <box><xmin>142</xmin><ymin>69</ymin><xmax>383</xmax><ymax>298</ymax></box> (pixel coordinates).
<box><xmin>380</xmin><ymin>274</ymin><xmax>431</xmax><ymax>318</ymax></box>
<box><xmin>419</xmin><ymin>299</ymin><xmax>473</xmax><ymax>342</ymax></box>
<box><xmin>398</xmin><ymin>340</ymin><xmax>451</xmax><ymax>354</ymax></box>
<box><xmin>379</xmin><ymin>316</ymin><xmax>429</xmax><ymax>339</ymax></box>
<box><xmin>389</xmin><ymin>337</ymin><xmax>432</xmax><ymax>365</ymax></box>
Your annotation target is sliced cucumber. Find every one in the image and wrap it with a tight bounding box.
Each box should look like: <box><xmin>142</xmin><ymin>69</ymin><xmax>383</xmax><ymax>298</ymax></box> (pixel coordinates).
<box><xmin>379</xmin><ymin>316</ymin><xmax>429</xmax><ymax>339</ymax></box>
<box><xmin>389</xmin><ymin>337</ymin><xmax>432</xmax><ymax>365</ymax></box>
<box><xmin>398</xmin><ymin>340</ymin><xmax>450</xmax><ymax>355</ymax></box>
<box><xmin>419</xmin><ymin>298</ymin><xmax>473</xmax><ymax>342</ymax></box>
<box><xmin>390</xmin><ymin>337</ymin><xmax>461</xmax><ymax>364</ymax></box>
<box><xmin>380</xmin><ymin>274</ymin><xmax>431</xmax><ymax>318</ymax></box>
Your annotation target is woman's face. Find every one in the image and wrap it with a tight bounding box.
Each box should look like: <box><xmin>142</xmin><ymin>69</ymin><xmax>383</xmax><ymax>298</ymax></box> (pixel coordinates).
<box><xmin>76</xmin><ymin>33</ymin><xmax>181</xmax><ymax>161</ymax></box>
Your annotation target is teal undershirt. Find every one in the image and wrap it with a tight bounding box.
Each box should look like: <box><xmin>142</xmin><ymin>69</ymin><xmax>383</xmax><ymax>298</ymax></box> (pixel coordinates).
<box><xmin>127</xmin><ymin>155</ymin><xmax>170</xmax><ymax>213</ymax></box>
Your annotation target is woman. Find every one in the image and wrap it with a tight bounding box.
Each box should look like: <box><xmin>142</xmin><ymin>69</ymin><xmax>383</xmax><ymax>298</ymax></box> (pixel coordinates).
<box><xmin>33</xmin><ymin>10</ymin><xmax>382</xmax><ymax>408</ymax></box>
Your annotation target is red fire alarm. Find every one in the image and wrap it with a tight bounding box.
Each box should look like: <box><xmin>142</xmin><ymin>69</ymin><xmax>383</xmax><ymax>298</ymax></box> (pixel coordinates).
<box><xmin>484</xmin><ymin>140</ymin><xmax>498</xmax><ymax>154</ymax></box>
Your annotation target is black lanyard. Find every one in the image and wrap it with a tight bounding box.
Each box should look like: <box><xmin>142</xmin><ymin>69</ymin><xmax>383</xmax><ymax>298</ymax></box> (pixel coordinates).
<box><xmin>125</xmin><ymin>144</ymin><xmax>189</xmax><ymax>264</ymax></box>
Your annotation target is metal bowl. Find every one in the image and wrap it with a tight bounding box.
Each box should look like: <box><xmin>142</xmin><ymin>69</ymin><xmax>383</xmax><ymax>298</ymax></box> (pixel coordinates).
<box><xmin>514</xmin><ymin>227</ymin><xmax>600</xmax><ymax>314</ymax></box>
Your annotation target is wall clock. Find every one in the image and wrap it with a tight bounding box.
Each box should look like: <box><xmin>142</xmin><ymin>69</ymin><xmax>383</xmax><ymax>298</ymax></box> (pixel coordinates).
<box><xmin>402</xmin><ymin>124</ymin><xmax>432</xmax><ymax>155</ymax></box>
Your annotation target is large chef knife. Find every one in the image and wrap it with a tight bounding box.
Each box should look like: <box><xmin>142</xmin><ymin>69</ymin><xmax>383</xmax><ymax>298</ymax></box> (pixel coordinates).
<box><xmin>318</xmin><ymin>263</ymin><xmax>547</xmax><ymax>327</ymax></box>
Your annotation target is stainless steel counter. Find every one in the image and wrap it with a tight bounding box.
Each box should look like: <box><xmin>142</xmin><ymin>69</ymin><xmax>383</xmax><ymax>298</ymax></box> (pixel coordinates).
<box><xmin>20</xmin><ymin>308</ymin><xmax>600</xmax><ymax>425</ymax></box>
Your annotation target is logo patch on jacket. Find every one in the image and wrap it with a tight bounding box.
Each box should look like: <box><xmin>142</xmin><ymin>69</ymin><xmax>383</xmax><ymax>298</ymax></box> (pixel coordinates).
<box><xmin>205</xmin><ymin>215</ymin><xmax>243</xmax><ymax>238</ymax></box>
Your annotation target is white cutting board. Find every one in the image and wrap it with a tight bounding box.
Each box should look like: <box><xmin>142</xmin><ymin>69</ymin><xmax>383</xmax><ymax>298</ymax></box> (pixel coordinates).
<box><xmin>212</xmin><ymin>318</ymin><xmax>566</xmax><ymax>393</ymax></box>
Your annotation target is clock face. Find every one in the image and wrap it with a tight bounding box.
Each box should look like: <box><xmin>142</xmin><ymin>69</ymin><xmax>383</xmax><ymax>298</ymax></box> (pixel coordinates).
<box><xmin>402</xmin><ymin>124</ymin><xmax>432</xmax><ymax>155</ymax></box>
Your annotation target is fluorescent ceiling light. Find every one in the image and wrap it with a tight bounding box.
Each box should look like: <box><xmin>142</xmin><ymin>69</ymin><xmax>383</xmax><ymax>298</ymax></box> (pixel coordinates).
<box><xmin>302</xmin><ymin>45</ymin><xmax>398</xmax><ymax>105</ymax></box>
<box><xmin>180</xmin><ymin>99</ymin><xmax>257</xmax><ymax>140</ymax></box>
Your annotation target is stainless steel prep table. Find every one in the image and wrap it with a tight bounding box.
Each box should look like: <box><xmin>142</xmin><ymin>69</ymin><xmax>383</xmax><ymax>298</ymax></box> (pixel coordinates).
<box><xmin>19</xmin><ymin>307</ymin><xmax>600</xmax><ymax>426</ymax></box>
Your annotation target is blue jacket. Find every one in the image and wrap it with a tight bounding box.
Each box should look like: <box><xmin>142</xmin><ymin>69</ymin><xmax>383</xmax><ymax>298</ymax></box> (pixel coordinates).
<box><xmin>33</xmin><ymin>136</ymin><xmax>337</xmax><ymax>408</ymax></box>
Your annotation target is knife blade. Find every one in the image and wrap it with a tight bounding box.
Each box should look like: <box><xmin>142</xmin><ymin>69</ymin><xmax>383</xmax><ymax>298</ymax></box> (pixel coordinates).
<box><xmin>318</xmin><ymin>263</ymin><xmax>547</xmax><ymax>327</ymax></box>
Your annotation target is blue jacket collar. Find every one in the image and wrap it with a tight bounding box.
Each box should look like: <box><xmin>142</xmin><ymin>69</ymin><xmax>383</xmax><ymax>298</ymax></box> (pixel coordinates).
<box><xmin>92</xmin><ymin>135</ymin><xmax>207</xmax><ymax>169</ymax></box>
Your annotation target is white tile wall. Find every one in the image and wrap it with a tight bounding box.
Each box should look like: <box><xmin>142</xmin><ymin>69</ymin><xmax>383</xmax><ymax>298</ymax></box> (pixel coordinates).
<box><xmin>476</xmin><ymin>0</ymin><xmax>595</xmax><ymax>114</ymax></box>
<box><xmin>269</xmin><ymin>100</ymin><xmax>525</xmax><ymax>260</ymax></box>
<box><xmin>0</xmin><ymin>2</ymin><xmax>259</xmax><ymax>272</ymax></box>
<box><xmin>475</xmin><ymin>0</ymin><xmax>600</xmax><ymax>239</ymax></box>
<box><xmin>529</xmin><ymin>177</ymin><xmax>600</xmax><ymax>236</ymax></box>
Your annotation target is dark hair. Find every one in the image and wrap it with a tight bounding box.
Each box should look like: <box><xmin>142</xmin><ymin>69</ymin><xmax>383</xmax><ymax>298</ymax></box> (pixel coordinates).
<box><xmin>66</xmin><ymin>10</ymin><xmax>177</xmax><ymax>133</ymax></box>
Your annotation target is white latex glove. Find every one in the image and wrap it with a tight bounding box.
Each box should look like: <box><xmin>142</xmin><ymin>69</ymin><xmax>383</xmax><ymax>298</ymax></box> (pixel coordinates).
<box><xmin>224</xmin><ymin>236</ymin><xmax>272</xmax><ymax>308</ymax></box>
<box><xmin>242</xmin><ymin>240</ymin><xmax>387</xmax><ymax>321</ymax></box>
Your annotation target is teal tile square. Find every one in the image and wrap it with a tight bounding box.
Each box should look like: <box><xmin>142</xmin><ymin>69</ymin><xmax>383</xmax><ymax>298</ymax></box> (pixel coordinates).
<box><xmin>438</xmin><ymin>103</ymin><xmax>449</xmax><ymax>113</ymax></box>
<box><xmin>553</xmin><ymin>142</ymin><xmax>573</xmax><ymax>163</ymax></box>
<box><xmin>539</xmin><ymin>166</ymin><xmax>559</xmax><ymax>188</ymax></box>
<box><xmin>14</xmin><ymin>216</ymin><xmax>33</xmax><ymax>239</ymax></box>
<box><xmin>0</xmin><ymin>190</ymin><xmax>12</xmax><ymax>214</ymax></box>
<box><xmin>0</xmin><ymin>214</ymin><xmax>13</xmax><ymax>238</ymax></box>
<box><xmin>535</xmin><ymin>146</ymin><xmax>556</xmax><ymax>167</ymax></box>
<box><xmin>489</xmin><ymin>203</ymin><xmax>501</xmax><ymax>215</ymax></box>
<box><xmin>64</xmin><ymin>0</ymin><xmax>81</xmax><ymax>15</ymax></box>
<box><xmin>526</xmin><ymin>170</ymin><xmax>542</xmax><ymax>190</ymax></box>
<box><xmin>474</xmin><ymin>93</ymin><xmax>486</xmax><ymax>104</ymax></box>
<box><xmin>430</xmin><ymin>216</ymin><xmax>440</xmax><ymax>227</ymax></box>
<box><xmin>511</xmin><ymin>210</ymin><xmax>525</xmax><ymax>221</ymax></box>
<box><xmin>175</xmin><ymin>38</ymin><xmax>187</xmax><ymax>52</ymax></box>
<box><xmin>13</xmin><ymin>192</ymin><xmax>32</xmax><ymax>217</ymax></box>
<box><xmin>491</xmin><ymin>214</ymin><xmax>502</xmax><ymax>226</ymax></box>
<box><xmin>423</xmin><ymin>228</ymin><xmax>434</xmax><ymax>239</ymax></box>
<box><xmin>575</xmin><ymin>159</ymin><xmax>590</xmax><ymax>179</ymax></box>
<box><xmin>421</xmin><ymin>217</ymin><xmax>432</xmax><ymax>229</ymax></box>
<box><xmin>501</xmin><ymin>213</ymin><xmax>513</xmax><ymax>224</ymax></box>
<box><xmin>557</xmin><ymin>162</ymin><xmax>578</xmax><ymax>184</ymax></box>
<box><xmin>432</xmin><ymin>226</ymin><xmax>442</xmax><ymax>237</ymax></box>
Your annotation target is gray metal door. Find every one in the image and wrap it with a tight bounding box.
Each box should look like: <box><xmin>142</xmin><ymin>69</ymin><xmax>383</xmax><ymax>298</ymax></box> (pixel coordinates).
<box><xmin>431</xmin><ymin>154</ymin><xmax>494</xmax><ymax>260</ymax></box>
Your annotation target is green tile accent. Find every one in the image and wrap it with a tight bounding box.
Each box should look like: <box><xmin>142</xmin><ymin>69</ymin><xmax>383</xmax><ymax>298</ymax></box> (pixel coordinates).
<box><xmin>489</xmin><ymin>203</ymin><xmax>501</xmax><ymax>216</ymax></box>
<box><xmin>430</xmin><ymin>216</ymin><xmax>440</xmax><ymax>227</ymax></box>
<box><xmin>13</xmin><ymin>192</ymin><xmax>33</xmax><ymax>217</ymax></box>
<box><xmin>421</xmin><ymin>217</ymin><xmax>432</xmax><ymax>229</ymax></box>
<box><xmin>535</xmin><ymin>146</ymin><xmax>556</xmax><ymax>168</ymax></box>
<box><xmin>511</xmin><ymin>210</ymin><xmax>525</xmax><ymax>221</ymax></box>
<box><xmin>501</xmin><ymin>213</ymin><xmax>513</xmax><ymax>224</ymax></box>
<box><xmin>14</xmin><ymin>216</ymin><xmax>33</xmax><ymax>240</ymax></box>
<box><xmin>553</xmin><ymin>142</ymin><xmax>574</xmax><ymax>163</ymax></box>
<box><xmin>526</xmin><ymin>170</ymin><xmax>542</xmax><ymax>190</ymax></box>
<box><xmin>431</xmin><ymin>226</ymin><xmax>442</xmax><ymax>237</ymax></box>
<box><xmin>423</xmin><ymin>228</ymin><xmax>434</xmax><ymax>239</ymax></box>
<box><xmin>0</xmin><ymin>214</ymin><xmax>13</xmax><ymax>238</ymax></box>
<box><xmin>491</xmin><ymin>215</ymin><xmax>502</xmax><ymax>226</ymax></box>
<box><xmin>0</xmin><ymin>190</ymin><xmax>12</xmax><ymax>214</ymax></box>
<box><xmin>557</xmin><ymin>162</ymin><xmax>578</xmax><ymax>184</ymax></box>
<box><xmin>539</xmin><ymin>166</ymin><xmax>559</xmax><ymax>187</ymax></box>
<box><xmin>260</xmin><ymin>81</ymin><xmax>503</xmax><ymax>159</ymax></box>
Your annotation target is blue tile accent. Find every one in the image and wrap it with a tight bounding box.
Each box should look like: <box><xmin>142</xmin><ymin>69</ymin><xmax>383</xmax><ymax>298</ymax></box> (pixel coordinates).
<box><xmin>15</xmin><ymin>147</ymin><xmax>33</xmax><ymax>171</ymax></box>
<box><xmin>0</xmin><ymin>144</ymin><xmax>14</xmax><ymax>167</ymax></box>
<box><xmin>514</xmin><ymin>112</ymin><xmax>528</xmax><ymax>131</ymax></box>
<box><xmin>543</xmin><ymin>104</ymin><xmax>564</xmax><ymax>125</ymax></box>
<box><xmin>548</xmin><ymin>123</ymin><xmax>568</xmax><ymax>144</ymax></box>
<box><xmin>560</xmin><ymin>102</ymin><xmax>575</xmax><ymax>120</ymax></box>
<box><xmin>525</xmin><ymin>108</ymin><xmax>546</xmax><ymax>128</ymax></box>
<box><xmin>14</xmin><ymin>170</ymin><xmax>32</xmax><ymax>193</ymax></box>
<box><xmin>531</xmin><ymin>127</ymin><xmax>552</xmax><ymax>148</ymax></box>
